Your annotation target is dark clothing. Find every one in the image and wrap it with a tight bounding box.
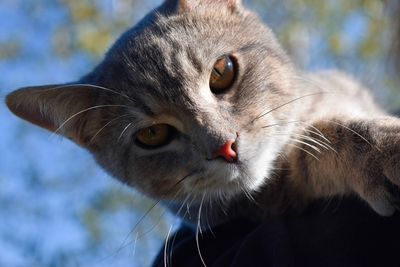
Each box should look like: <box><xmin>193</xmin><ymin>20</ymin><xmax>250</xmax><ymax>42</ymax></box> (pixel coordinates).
<box><xmin>152</xmin><ymin>198</ymin><xmax>400</xmax><ymax>267</ymax></box>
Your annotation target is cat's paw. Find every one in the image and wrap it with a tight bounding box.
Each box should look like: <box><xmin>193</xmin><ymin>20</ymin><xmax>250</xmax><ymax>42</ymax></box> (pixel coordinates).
<box><xmin>349</xmin><ymin>119</ymin><xmax>400</xmax><ymax>216</ymax></box>
<box><xmin>360</xmin><ymin>166</ymin><xmax>400</xmax><ymax>217</ymax></box>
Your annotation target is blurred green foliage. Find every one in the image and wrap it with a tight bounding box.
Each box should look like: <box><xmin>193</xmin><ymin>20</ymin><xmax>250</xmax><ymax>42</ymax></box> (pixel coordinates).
<box><xmin>47</xmin><ymin>1</ymin><xmax>391</xmax><ymax>63</ymax></box>
<box><xmin>52</xmin><ymin>0</ymin><xmax>152</xmax><ymax>58</ymax></box>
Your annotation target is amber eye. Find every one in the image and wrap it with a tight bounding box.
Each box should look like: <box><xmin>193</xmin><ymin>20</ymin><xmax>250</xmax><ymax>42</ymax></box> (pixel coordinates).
<box><xmin>135</xmin><ymin>124</ymin><xmax>173</xmax><ymax>149</ymax></box>
<box><xmin>209</xmin><ymin>55</ymin><xmax>236</xmax><ymax>93</ymax></box>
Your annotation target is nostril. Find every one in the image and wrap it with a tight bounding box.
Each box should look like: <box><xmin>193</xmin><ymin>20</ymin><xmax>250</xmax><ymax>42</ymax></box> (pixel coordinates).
<box><xmin>212</xmin><ymin>139</ymin><xmax>238</xmax><ymax>163</ymax></box>
<box><xmin>231</xmin><ymin>141</ymin><xmax>237</xmax><ymax>153</ymax></box>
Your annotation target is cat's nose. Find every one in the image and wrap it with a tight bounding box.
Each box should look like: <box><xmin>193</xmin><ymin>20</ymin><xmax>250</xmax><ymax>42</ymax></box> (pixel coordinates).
<box><xmin>212</xmin><ymin>139</ymin><xmax>238</xmax><ymax>163</ymax></box>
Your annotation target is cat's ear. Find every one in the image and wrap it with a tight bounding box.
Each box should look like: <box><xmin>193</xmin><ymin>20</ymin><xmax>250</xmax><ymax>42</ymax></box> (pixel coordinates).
<box><xmin>6</xmin><ymin>84</ymin><xmax>99</xmax><ymax>147</ymax></box>
<box><xmin>170</xmin><ymin>0</ymin><xmax>242</xmax><ymax>12</ymax></box>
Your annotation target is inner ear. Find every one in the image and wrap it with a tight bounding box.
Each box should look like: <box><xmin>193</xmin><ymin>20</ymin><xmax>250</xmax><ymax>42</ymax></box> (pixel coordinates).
<box><xmin>6</xmin><ymin>84</ymin><xmax>100</xmax><ymax>147</ymax></box>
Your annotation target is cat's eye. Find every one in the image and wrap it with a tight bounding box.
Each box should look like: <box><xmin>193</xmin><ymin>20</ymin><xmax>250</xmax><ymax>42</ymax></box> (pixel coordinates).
<box><xmin>210</xmin><ymin>55</ymin><xmax>236</xmax><ymax>93</ymax></box>
<box><xmin>135</xmin><ymin>124</ymin><xmax>174</xmax><ymax>149</ymax></box>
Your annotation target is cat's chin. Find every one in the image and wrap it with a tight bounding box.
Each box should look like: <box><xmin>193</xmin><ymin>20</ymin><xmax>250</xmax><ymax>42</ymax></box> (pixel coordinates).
<box><xmin>182</xmin><ymin>159</ymin><xmax>269</xmax><ymax>199</ymax></box>
<box><xmin>183</xmin><ymin>160</ymin><xmax>242</xmax><ymax>193</ymax></box>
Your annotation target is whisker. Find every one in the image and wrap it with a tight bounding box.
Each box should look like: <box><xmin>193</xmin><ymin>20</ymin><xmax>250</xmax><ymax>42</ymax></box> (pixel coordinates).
<box><xmin>268</xmin><ymin>131</ymin><xmax>324</xmax><ymax>151</ymax></box>
<box><xmin>239</xmin><ymin>168</ymin><xmax>259</xmax><ymax>204</ymax></box>
<box><xmin>243</xmin><ymin>187</ymin><xmax>255</xmax><ymax>202</ymax></box>
<box><xmin>283</xmin><ymin>120</ymin><xmax>331</xmax><ymax>143</ymax></box>
<box><xmin>261</xmin><ymin>120</ymin><xmax>336</xmax><ymax>153</ymax></box>
<box><xmin>104</xmin><ymin>170</ymin><xmax>199</xmax><ymax>262</ymax></box>
<box><xmin>136</xmin><ymin>208</ymin><xmax>169</xmax><ymax>239</ymax></box>
<box><xmin>215</xmin><ymin>190</ymin><xmax>228</xmax><ymax>216</ymax></box>
<box><xmin>287</xmin><ymin>137</ymin><xmax>321</xmax><ymax>154</ymax></box>
<box><xmin>123</xmin><ymin>188</ymin><xmax>188</xmax><ymax>267</ymax></box>
<box><xmin>287</xmin><ymin>143</ymin><xmax>320</xmax><ymax>161</ymax></box>
<box><xmin>322</xmin><ymin>119</ymin><xmax>379</xmax><ymax>152</ymax></box>
<box><xmin>88</xmin><ymin>114</ymin><xmax>131</xmax><ymax>145</ymax></box>
<box><xmin>118</xmin><ymin>122</ymin><xmax>133</xmax><ymax>142</ymax></box>
<box><xmin>266</xmin><ymin>131</ymin><xmax>326</xmax><ymax>157</ymax></box>
<box><xmin>167</xmin><ymin>193</ymin><xmax>193</xmax><ymax>266</ymax></box>
<box><xmin>97</xmin><ymin>198</ymin><xmax>163</xmax><ymax>265</ymax></box>
<box><xmin>252</xmin><ymin>92</ymin><xmax>335</xmax><ymax>123</ymax></box>
<box><xmin>301</xmin><ymin>121</ymin><xmax>331</xmax><ymax>144</ymax></box>
<box><xmin>164</xmin><ymin>222</ymin><xmax>176</xmax><ymax>267</ymax></box>
<box><xmin>114</xmin><ymin>200</ymin><xmax>162</xmax><ymax>259</ymax></box>
<box><xmin>47</xmin><ymin>83</ymin><xmax>136</xmax><ymax>103</ymax></box>
<box><xmin>261</xmin><ymin>123</ymin><xmax>286</xmax><ymax>129</ymax></box>
<box><xmin>287</xmin><ymin>132</ymin><xmax>336</xmax><ymax>154</ymax></box>
<box><xmin>196</xmin><ymin>193</ymin><xmax>207</xmax><ymax>267</ymax></box>
<box><xmin>297</xmin><ymin>131</ymin><xmax>338</xmax><ymax>154</ymax></box>
<box><xmin>303</xmin><ymin>128</ymin><xmax>331</xmax><ymax>144</ymax></box>
<box><xmin>131</xmin><ymin>232</ymin><xmax>139</xmax><ymax>259</ymax></box>
<box><xmin>52</xmin><ymin>104</ymin><xmax>129</xmax><ymax>137</ymax></box>
<box><xmin>184</xmin><ymin>197</ymin><xmax>195</xmax><ymax>221</ymax></box>
<box><xmin>203</xmin><ymin>194</ymin><xmax>215</xmax><ymax>236</ymax></box>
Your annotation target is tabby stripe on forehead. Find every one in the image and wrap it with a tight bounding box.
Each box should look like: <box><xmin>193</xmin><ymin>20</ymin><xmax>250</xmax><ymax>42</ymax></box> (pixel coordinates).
<box><xmin>186</xmin><ymin>48</ymin><xmax>203</xmax><ymax>73</ymax></box>
<box><xmin>169</xmin><ymin>52</ymin><xmax>184</xmax><ymax>77</ymax></box>
<box><xmin>134</xmin><ymin>97</ymin><xmax>155</xmax><ymax>116</ymax></box>
<box><xmin>147</xmin><ymin>42</ymin><xmax>184</xmax><ymax>82</ymax></box>
<box><xmin>164</xmin><ymin>39</ymin><xmax>184</xmax><ymax>74</ymax></box>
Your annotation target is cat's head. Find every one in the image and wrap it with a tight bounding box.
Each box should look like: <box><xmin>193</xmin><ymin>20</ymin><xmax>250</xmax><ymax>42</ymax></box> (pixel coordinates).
<box><xmin>6</xmin><ymin>0</ymin><xmax>299</xmax><ymax>205</ymax></box>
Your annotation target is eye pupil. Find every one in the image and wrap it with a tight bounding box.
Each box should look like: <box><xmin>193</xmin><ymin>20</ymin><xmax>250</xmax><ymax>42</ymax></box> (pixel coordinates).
<box><xmin>148</xmin><ymin>127</ymin><xmax>156</xmax><ymax>137</ymax></box>
<box><xmin>213</xmin><ymin>68</ymin><xmax>223</xmax><ymax>77</ymax></box>
<box><xmin>210</xmin><ymin>55</ymin><xmax>236</xmax><ymax>93</ymax></box>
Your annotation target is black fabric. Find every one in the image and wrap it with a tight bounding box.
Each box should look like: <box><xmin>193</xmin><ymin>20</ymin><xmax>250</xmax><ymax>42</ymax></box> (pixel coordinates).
<box><xmin>152</xmin><ymin>198</ymin><xmax>400</xmax><ymax>267</ymax></box>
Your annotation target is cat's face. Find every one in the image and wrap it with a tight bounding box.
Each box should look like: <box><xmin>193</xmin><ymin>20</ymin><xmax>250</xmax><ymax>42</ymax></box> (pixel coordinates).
<box><xmin>6</xmin><ymin>0</ymin><xmax>299</xmax><ymax>204</ymax></box>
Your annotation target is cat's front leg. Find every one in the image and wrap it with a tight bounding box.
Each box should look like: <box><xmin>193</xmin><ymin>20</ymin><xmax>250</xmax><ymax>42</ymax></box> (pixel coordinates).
<box><xmin>287</xmin><ymin>117</ymin><xmax>400</xmax><ymax>216</ymax></box>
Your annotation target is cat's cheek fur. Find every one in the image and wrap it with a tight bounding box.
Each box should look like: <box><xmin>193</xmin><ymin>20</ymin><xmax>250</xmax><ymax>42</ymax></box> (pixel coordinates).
<box><xmin>239</xmin><ymin>137</ymin><xmax>283</xmax><ymax>191</ymax></box>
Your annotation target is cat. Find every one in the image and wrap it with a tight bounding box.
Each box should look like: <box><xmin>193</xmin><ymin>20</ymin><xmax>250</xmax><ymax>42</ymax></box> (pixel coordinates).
<box><xmin>5</xmin><ymin>0</ymin><xmax>400</xmax><ymax>228</ymax></box>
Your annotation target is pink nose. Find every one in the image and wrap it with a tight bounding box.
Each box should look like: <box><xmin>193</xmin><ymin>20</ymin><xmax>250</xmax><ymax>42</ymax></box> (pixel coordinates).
<box><xmin>212</xmin><ymin>139</ymin><xmax>238</xmax><ymax>162</ymax></box>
